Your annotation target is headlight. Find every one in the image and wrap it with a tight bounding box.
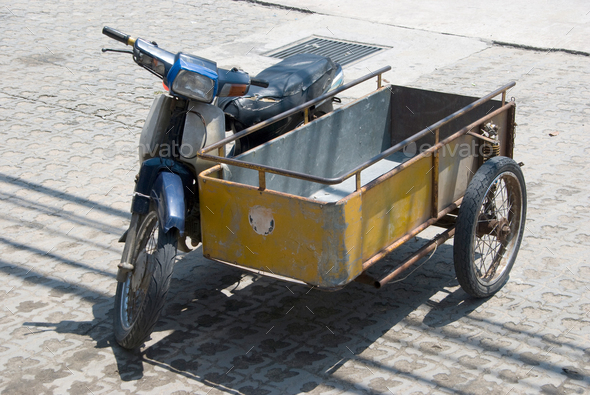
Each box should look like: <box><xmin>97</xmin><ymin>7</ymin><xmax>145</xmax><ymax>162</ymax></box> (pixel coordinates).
<box><xmin>166</xmin><ymin>53</ymin><xmax>219</xmax><ymax>103</ymax></box>
<box><xmin>172</xmin><ymin>70</ymin><xmax>215</xmax><ymax>103</ymax></box>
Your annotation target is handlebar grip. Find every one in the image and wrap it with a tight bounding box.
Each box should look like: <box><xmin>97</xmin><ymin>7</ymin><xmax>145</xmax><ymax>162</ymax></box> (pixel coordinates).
<box><xmin>102</xmin><ymin>26</ymin><xmax>135</xmax><ymax>46</ymax></box>
<box><xmin>250</xmin><ymin>78</ymin><xmax>269</xmax><ymax>88</ymax></box>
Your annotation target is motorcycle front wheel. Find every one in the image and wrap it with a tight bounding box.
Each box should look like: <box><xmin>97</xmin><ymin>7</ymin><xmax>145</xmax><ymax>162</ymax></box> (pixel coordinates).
<box><xmin>114</xmin><ymin>209</ymin><xmax>177</xmax><ymax>349</ymax></box>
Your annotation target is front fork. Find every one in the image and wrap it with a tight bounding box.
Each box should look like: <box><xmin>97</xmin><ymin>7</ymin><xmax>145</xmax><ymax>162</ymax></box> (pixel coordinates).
<box><xmin>117</xmin><ymin>212</ymin><xmax>142</xmax><ymax>282</ymax></box>
<box><xmin>116</xmin><ymin>157</ymin><xmax>195</xmax><ymax>282</ymax></box>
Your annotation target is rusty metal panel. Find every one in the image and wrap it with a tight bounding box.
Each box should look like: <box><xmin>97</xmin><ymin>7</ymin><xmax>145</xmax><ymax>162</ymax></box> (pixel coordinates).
<box><xmin>437</xmin><ymin>134</ymin><xmax>478</xmax><ymax>209</ymax></box>
<box><xmin>358</xmin><ymin>155</ymin><xmax>433</xmax><ymax>261</ymax></box>
<box><xmin>505</xmin><ymin>104</ymin><xmax>516</xmax><ymax>158</ymax></box>
<box><xmin>338</xmin><ymin>191</ymin><xmax>364</xmax><ymax>282</ymax></box>
<box><xmin>198</xmin><ymin>169</ymin><xmax>363</xmax><ymax>288</ymax></box>
<box><xmin>437</xmin><ymin>110</ymin><xmax>510</xmax><ymax>209</ymax></box>
<box><xmin>493</xmin><ymin>110</ymin><xmax>511</xmax><ymax>157</ymax></box>
<box><xmin>388</xmin><ymin>85</ymin><xmax>503</xmax><ymax>149</ymax></box>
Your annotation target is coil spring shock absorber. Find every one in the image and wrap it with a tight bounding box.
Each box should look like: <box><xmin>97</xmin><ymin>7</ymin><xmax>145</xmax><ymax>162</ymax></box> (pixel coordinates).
<box><xmin>481</xmin><ymin>122</ymin><xmax>500</xmax><ymax>161</ymax></box>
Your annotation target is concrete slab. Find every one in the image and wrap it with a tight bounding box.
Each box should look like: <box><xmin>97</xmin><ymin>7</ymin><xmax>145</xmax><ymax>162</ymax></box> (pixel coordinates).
<box><xmin>265</xmin><ymin>0</ymin><xmax>590</xmax><ymax>54</ymax></box>
<box><xmin>198</xmin><ymin>13</ymin><xmax>490</xmax><ymax>100</ymax></box>
<box><xmin>197</xmin><ymin>13</ymin><xmax>489</xmax><ymax>99</ymax></box>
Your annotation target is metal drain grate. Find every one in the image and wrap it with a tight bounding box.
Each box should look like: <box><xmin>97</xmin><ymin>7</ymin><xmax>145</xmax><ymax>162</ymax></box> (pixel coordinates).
<box><xmin>266</xmin><ymin>36</ymin><xmax>387</xmax><ymax>66</ymax></box>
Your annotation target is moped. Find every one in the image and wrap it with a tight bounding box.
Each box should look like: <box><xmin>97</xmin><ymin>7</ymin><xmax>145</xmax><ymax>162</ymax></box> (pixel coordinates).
<box><xmin>101</xmin><ymin>27</ymin><xmax>343</xmax><ymax>349</ymax></box>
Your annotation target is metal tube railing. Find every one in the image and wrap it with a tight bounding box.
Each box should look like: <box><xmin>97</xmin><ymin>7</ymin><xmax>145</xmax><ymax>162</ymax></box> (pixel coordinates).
<box><xmin>199</xmin><ymin>66</ymin><xmax>392</xmax><ymax>155</ymax></box>
<box><xmin>197</xmin><ymin>75</ymin><xmax>515</xmax><ymax>188</ymax></box>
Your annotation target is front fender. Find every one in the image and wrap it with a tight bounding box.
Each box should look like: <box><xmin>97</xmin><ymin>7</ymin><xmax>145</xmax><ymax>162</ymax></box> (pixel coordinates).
<box><xmin>118</xmin><ymin>158</ymin><xmax>193</xmax><ymax>281</ymax></box>
<box><xmin>130</xmin><ymin>158</ymin><xmax>194</xmax><ymax>234</ymax></box>
<box><xmin>117</xmin><ymin>174</ymin><xmax>185</xmax><ymax>282</ymax></box>
<box><xmin>151</xmin><ymin>172</ymin><xmax>185</xmax><ymax>234</ymax></box>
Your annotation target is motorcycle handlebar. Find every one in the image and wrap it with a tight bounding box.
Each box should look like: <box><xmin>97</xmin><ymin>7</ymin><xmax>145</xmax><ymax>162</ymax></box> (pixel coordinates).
<box><xmin>102</xmin><ymin>26</ymin><xmax>136</xmax><ymax>46</ymax></box>
<box><xmin>102</xmin><ymin>27</ymin><xmax>267</xmax><ymax>92</ymax></box>
<box><xmin>250</xmin><ymin>78</ymin><xmax>269</xmax><ymax>88</ymax></box>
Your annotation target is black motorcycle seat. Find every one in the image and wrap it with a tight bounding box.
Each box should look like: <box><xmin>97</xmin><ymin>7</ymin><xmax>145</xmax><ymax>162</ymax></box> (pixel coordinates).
<box><xmin>249</xmin><ymin>53</ymin><xmax>336</xmax><ymax>98</ymax></box>
<box><xmin>217</xmin><ymin>54</ymin><xmax>337</xmax><ymax>124</ymax></box>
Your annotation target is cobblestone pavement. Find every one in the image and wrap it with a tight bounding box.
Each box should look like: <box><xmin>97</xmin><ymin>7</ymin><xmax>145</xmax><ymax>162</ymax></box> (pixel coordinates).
<box><xmin>1</xmin><ymin>1</ymin><xmax>589</xmax><ymax>394</ymax></box>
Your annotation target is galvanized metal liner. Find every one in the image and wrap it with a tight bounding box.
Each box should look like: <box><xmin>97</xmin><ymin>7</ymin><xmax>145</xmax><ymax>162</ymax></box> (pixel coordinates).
<box><xmin>226</xmin><ymin>88</ymin><xmax>392</xmax><ymax>197</ymax></box>
<box><xmin>269</xmin><ymin>37</ymin><xmax>384</xmax><ymax>66</ymax></box>
<box><xmin>224</xmin><ymin>86</ymin><xmax>505</xmax><ymax>199</ymax></box>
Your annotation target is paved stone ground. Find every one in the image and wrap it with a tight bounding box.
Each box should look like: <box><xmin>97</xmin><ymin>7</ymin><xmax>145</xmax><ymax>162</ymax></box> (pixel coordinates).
<box><xmin>1</xmin><ymin>1</ymin><xmax>589</xmax><ymax>394</ymax></box>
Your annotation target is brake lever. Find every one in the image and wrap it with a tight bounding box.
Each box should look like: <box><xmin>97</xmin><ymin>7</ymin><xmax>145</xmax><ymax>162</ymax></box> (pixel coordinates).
<box><xmin>101</xmin><ymin>48</ymin><xmax>133</xmax><ymax>54</ymax></box>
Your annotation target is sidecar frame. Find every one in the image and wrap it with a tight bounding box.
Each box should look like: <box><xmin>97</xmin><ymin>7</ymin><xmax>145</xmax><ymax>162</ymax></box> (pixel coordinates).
<box><xmin>196</xmin><ymin>68</ymin><xmax>517</xmax><ymax>290</ymax></box>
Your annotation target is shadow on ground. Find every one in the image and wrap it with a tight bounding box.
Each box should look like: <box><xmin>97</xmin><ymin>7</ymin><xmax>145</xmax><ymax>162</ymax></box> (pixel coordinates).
<box><xmin>22</xmin><ymin>236</ymin><xmax>491</xmax><ymax>394</ymax></box>
<box><xmin>8</xmin><ymin>173</ymin><xmax>583</xmax><ymax>393</ymax></box>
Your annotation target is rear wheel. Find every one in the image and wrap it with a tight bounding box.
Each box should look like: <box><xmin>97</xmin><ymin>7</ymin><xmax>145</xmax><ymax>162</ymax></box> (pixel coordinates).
<box><xmin>454</xmin><ymin>156</ymin><xmax>526</xmax><ymax>298</ymax></box>
<box><xmin>114</xmin><ymin>210</ymin><xmax>177</xmax><ymax>349</ymax></box>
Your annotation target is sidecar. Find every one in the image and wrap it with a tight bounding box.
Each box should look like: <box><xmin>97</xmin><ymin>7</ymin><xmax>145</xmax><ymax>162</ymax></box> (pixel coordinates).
<box><xmin>197</xmin><ymin>68</ymin><xmax>525</xmax><ymax>298</ymax></box>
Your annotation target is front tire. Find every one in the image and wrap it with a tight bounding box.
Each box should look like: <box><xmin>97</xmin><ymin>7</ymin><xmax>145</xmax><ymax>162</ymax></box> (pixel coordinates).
<box><xmin>454</xmin><ymin>156</ymin><xmax>526</xmax><ymax>298</ymax></box>
<box><xmin>114</xmin><ymin>210</ymin><xmax>177</xmax><ymax>349</ymax></box>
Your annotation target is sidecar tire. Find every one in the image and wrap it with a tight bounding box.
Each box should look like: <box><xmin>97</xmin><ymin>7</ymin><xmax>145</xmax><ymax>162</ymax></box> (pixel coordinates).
<box><xmin>454</xmin><ymin>156</ymin><xmax>526</xmax><ymax>298</ymax></box>
<box><xmin>114</xmin><ymin>210</ymin><xmax>177</xmax><ymax>349</ymax></box>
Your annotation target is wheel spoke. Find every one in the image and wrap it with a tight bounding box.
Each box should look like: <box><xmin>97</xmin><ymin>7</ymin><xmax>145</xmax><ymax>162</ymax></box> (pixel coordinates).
<box><xmin>481</xmin><ymin>236</ymin><xmax>498</xmax><ymax>273</ymax></box>
<box><xmin>471</xmin><ymin>175</ymin><xmax>519</xmax><ymax>282</ymax></box>
<box><xmin>120</xmin><ymin>214</ymin><xmax>159</xmax><ymax>330</ymax></box>
<box><xmin>474</xmin><ymin>232</ymin><xmax>499</xmax><ymax>277</ymax></box>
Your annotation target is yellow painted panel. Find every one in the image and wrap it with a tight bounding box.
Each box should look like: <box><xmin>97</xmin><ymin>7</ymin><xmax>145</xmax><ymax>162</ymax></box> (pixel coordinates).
<box><xmin>338</xmin><ymin>191</ymin><xmax>363</xmax><ymax>282</ymax></box>
<box><xmin>198</xmin><ymin>174</ymin><xmax>363</xmax><ymax>288</ymax></box>
<box><xmin>359</xmin><ymin>156</ymin><xmax>432</xmax><ymax>260</ymax></box>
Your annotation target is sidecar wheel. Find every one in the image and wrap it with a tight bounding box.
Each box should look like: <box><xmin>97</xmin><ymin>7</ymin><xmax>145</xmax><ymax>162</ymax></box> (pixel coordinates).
<box><xmin>114</xmin><ymin>210</ymin><xmax>177</xmax><ymax>349</ymax></box>
<box><xmin>454</xmin><ymin>156</ymin><xmax>526</xmax><ymax>298</ymax></box>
